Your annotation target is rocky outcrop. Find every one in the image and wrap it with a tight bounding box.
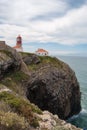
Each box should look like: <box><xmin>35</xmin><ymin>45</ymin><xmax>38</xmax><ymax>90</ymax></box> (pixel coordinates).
<box><xmin>0</xmin><ymin>47</ymin><xmax>82</xmax><ymax>130</ymax></box>
<box><xmin>27</xmin><ymin>58</ymin><xmax>81</xmax><ymax>119</ymax></box>
<box><xmin>37</xmin><ymin>111</ymin><xmax>82</xmax><ymax>130</ymax></box>
<box><xmin>21</xmin><ymin>53</ymin><xmax>40</xmax><ymax>65</ymax></box>
<box><xmin>0</xmin><ymin>42</ymin><xmax>29</xmax><ymax>79</ymax></box>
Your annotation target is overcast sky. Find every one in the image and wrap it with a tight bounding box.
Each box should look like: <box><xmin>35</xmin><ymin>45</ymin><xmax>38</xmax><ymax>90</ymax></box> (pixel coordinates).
<box><xmin>0</xmin><ymin>0</ymin><xmax>87</xmax><ymax>56</ymax></box>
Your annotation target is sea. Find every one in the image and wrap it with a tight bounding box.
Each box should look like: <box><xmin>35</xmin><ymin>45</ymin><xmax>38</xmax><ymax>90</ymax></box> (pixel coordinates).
<box><xmin>57</xmin><ymin>56</ymin><xmax>87</xmax><ymax>129</ymax></box>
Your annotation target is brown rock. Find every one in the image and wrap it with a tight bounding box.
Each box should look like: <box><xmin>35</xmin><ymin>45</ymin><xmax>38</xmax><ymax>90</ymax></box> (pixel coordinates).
<box><xmin>27</xmin><ymin>58</ymin><xmax>81</xmax><ymax>119</ymax></box>
<box><xmin>0</xmin><ymin>42</ymin><xmax>29</xmax><ymax>79</ymax></box>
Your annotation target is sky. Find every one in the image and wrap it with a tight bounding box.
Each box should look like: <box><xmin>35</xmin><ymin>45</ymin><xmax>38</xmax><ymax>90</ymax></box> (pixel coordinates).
<box><xmin>0</xmin><ymin>0</ymin><xmax>87</xmax><ymax>56</ymax></box>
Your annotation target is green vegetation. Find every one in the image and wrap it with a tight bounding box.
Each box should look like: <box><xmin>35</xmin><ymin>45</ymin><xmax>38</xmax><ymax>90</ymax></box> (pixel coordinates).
<box><xmin>3</xmin><ymin>71</ymin><xmax>29</xmax><ymax>83</ymax></box>
<box><xmin>0</xmin><ymin>51</ymin><xmax>11</xmax><ymax>62</ymax></box>
<box><xmin>0</xmin><ymin>51</ymin><xmax>76</xmax><ymax>130</ymax></box>
<box><xmin>39</xmin><ymin>55</ymin><xmax>62</xmax><ymax>65</ymax></box>
<box><xmin>0</xmin><ymin>111</ymin><xmax>29</xmax><ymax>130</ymax></box>
<box><xmin>53</xmin><ymin>127</ymin><xmax>68</xmax><ymax>130</ymax></box>
<box><xmin>0</xmin><ymin>50</ymin><xmax>13</xmax><ymax>58</ymax></box>
<box><xmin>0</xmin><ymin>48</ymin><xmax>42</xmax><ymax>128</ymax></box>
<box><xmin>20</xmin><ymin>52</ymin><xmax>35</xmax><ymax>57</ymax></box>
<box><xmin>10</xmin><ymin>71</ymin><xmax>29</xmax><ymax>82</ymax></box>
<box><xmin>28</xmin><ymin>56</ymin><xmax>64</xmax><ymax>71</ymax></box>
<box><xmin>1</xmin><ymin>78</ymin><xmax>18</xmax><ymax>91</ymax></box>
<box><xmin>28</xmin><ymin>64</ymin><xmax>38</xmax><ymax>71</ymax></box>
<box><xmin>0</xmin><ymin>101</ymin><xmax>11</xmax><ymax>112</ymax></box>
<box><xmin>0</xmin><ymin>84</ymin><xmax>5</xmax><ymax>89</ymax></box>
<box><xmin>0</xmin><ymin>91</ymin><xmax>42</xmax><ymax>114</ymax></box>
<box><xmin>20</xmin><ymin>52</ymin><xmax>64</xmax><ymax>72</ymax></box>
<box><xmin>1</xmin><ymin>71</ymin><xmax>29</xmax><ymax>96</ymax></box>
<box><xmin>0</xmin><ymin>91</ymin><xmax>42</xmax><ymax>127</ymax></box>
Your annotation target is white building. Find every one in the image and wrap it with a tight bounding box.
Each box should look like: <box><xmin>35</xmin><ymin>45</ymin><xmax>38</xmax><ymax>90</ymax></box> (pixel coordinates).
<box><xmin>35</xmin><ymin>49</ymin><xmax>48</xmax><ymax>56</ymax></box>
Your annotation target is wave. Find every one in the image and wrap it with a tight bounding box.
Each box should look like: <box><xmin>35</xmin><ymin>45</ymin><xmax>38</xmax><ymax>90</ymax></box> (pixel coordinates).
<box><xmin>67</xmin><ymin>109</ymin><xmax>87</xmax><ymax>122</ymax></box>
<box><xmin>58</xmin><ymin>56</ymin><xmax>87</xmax><ymax>128</ymax></box>
<box><xmin>81</xmin><ymin>109</ymin><xmax>87</xmax><ymax>113</ymax></box>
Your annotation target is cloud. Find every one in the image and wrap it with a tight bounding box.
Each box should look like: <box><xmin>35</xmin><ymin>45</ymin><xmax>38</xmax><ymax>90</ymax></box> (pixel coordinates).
<box><xmin>49</xmin><ymin>50</ymin><xmax>76</xmax><ymax>56</ymax></box>
<box><xmin>30</xmin><ymin>4</ymin><xmax>87</xmax><ymax>45</ymax></box>
<box><xmin>65</xmin><ymin>0</ymin><xmax>87</xmax><ymax>8</ymax></box>
<box><xmin>0</xmin><ymin>0</ymin><xmax>68</xmax><ymax>24</ymax></box>
<box><xmin>0</xmin><ymin>0</ymin><xmax>87</xmax><ymax>48</ymax></box>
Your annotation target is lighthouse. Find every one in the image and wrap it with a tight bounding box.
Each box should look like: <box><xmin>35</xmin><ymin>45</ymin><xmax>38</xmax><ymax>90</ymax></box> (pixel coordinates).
<box><xmin>13</xmin><ymin>35</ymin><xmax>23</xmax><ymax>52</ymax></box>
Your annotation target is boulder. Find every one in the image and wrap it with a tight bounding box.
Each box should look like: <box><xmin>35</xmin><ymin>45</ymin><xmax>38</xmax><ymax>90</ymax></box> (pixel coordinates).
<box><xmin>21</xmin><ymin>53</ymin><xmax>40</xmax><ymax>65</ymax></box>
<box><xmin>0</xmin><ymin>42</ymin><xmax>29</xmax><ymax>79</ymax></box>
<box><xmin>27</xmin><ymin>58</ymin><xmax>81</xmax><ymax>119</ymax></box>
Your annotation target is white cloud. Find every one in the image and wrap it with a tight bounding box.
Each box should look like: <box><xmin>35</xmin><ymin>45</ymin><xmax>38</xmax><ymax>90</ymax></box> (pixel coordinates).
<box><xmin>30</xmin><ymin>4</ymin><xmax>87</xmax><ymax>45</ymax></box>
<box><xmin>0</xmin><ymin>0</ymin><xmax>87</xmax><ymax>47</ymax></box>
<box><xmin>0</xmin><ymin>0</ymin><xmax>68</xmax><ymax>24</ymax></box>
<box><xmin>49</xmin><ymin>50</ymin><xmax>76</xmax><ymax>56</ymax></box>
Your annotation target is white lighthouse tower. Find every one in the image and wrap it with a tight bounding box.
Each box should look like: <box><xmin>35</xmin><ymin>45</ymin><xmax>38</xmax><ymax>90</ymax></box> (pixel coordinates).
<box><xmin>13</xmin><ymin>35</ymin><xmax>23</xmax><ymax>52</ymax></box>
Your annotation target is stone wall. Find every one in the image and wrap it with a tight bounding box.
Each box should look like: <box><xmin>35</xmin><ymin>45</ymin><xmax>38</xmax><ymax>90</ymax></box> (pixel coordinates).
<box><xmin>0</xmin><ymin>41</ymin><xmax>6</xmax><ymax>50</ymax></box>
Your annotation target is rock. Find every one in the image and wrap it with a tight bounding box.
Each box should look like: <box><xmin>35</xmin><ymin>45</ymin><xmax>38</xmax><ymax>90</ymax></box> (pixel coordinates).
<box><xmin>0</xmin><ymin>42</ymin><xmax>30</xmax><ymax>79</ymax></box>
<box><xmin>21</xmin><ymin>53</ymin><xmax>40</xmax><ymax>65</ymax></box>
<box><xmin>27</xmin><ymin>58</ymin><xmax>81</xmax><ymax>119</ymax></box>
<box><xmin>36</xmin><ymin>110</ymin><xmax>82</xmax><ymax>130</ymax></box>
<box><xmin>0</xmin><ymin>47</ymin><xmax>82</xmax><ymax>130</ymax></box>
<box><xmin>37</xmin><ymin>111</ymin><xmax>56</xmax><ymax>130</ymax></box>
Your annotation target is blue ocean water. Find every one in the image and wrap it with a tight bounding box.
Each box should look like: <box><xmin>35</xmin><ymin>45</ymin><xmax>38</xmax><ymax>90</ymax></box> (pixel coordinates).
<box><xmin>57</xmin><ymin>56</ymin><xmax>87</xmax><ymax>129</ymax></box>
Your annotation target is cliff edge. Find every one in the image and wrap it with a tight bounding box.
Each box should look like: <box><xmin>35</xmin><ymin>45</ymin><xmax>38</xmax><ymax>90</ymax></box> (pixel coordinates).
<box><xmin>23</xmin><ymin>54</ymin><xmax>81</xmax><ymax>119</ymax></box>
<box><xmin>0</xmin><ymin>41</ymin><xmax>30</xmax><ymax>79</ymax></box>
<box><xmin>0</xmin><ymin>43</ymin><xmax>81</xmax><ymax>130</ymax></box>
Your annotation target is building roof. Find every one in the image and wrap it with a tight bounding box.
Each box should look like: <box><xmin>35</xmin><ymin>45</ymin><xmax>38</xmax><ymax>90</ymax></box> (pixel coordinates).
<box><xmin>36</xmin><ymin>49</ymin><xmax>48</xmax><ymax>53</ymax></box>
<box><xmin>13</xmin><ymin>45</ymin><xmax>21</xmax><ymax>49</ymax></box>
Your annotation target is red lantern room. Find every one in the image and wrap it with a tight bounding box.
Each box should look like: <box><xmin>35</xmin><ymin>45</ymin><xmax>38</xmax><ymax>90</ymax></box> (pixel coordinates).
<box><xmin>13</xmin><ymin>35</ymin><xmax>23</xmax><ymax>52</ymax></box>
<box><xmin>16</xmin><ymin>35</ymin><xmax>22</xmax><ymax>47</ymax></box>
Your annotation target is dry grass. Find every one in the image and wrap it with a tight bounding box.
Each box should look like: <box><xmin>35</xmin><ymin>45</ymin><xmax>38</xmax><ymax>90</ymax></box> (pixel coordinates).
<box><xmin>0</xmin><ymin>91</ymin><xmax>42</xmax><ymax>127</ymax></box>
<box><xmin>0</xmin><ymin>111</ymin><xmax>29</xmax><ymax>130</ymax></box>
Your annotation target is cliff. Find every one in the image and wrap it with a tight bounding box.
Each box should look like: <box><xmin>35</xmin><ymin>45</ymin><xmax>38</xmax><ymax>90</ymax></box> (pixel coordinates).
<box><xmin>20</xmin><ymin>52</ymin><xmax>81</xmax><ymax>119</ymax></box>
<box><xmin>0</xmin><ymin>42</ymin><xmax>30</xmax><ymax>79</ymax></box>
<box><xmin>0</xmin><ymin>43</ymin><xmax>82</xmax><ymax>130</ymax></box>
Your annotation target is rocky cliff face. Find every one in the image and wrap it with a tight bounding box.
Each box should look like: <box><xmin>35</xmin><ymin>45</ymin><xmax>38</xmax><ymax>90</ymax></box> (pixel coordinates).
<box><xmin>0</xmin><ymin>44</ymin><xmax>82</xmax><ymax>130</ymax></box>
<box><xmin>0</xmin><ymin>43</ymin><xmax>29</xmax><ymax>79</ymax></box>
<box><xmin>26</xmin><ymin>56</ymin><xmax>81</xmax><ymax>119</ymax></box>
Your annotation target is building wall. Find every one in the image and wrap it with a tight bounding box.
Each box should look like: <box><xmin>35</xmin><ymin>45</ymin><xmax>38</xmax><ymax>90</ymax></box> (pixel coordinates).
<box><xmin>0</xmin><ymin>41</ymin><xmax>6</xmax><ymax>50</ymax></box>
<box><xmin>36</xmin><ymin>52</ymin><xmax>48</xmax><ymax>56</ymax></box>
<box><xmin>15</xmin><ymin>47</ymin><xmax>23</xmax><ymax>52</ymax></box>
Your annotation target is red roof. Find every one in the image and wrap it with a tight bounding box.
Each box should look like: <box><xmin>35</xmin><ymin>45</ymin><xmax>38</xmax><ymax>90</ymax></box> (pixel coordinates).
<box><xmin>36</xmin><ymin>49</ymin><xmax>48</xmax><ymax>53</ymax></box>
<box><xmin>13</xmin><ymin>45</ymin><xmax>21</xmax><ymax>49</ymax></box>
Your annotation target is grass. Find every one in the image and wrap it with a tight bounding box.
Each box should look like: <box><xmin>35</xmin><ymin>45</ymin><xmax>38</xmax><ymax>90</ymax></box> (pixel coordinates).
<box><xmin>0</xmin><ymin>111</ymin><xmax>29</xmax><ymax>130</ymax></box>
<box><xmin>19</xmin><ymin>52</ymin><xmax>66</xmax><ymax>72</ymax></box>
<box><xmin>0</xmin><ymin>51</ymin><xmax>72</xmax><ymax>129</ymax></box>
<box><xmin>0</xmin><ymin>51</ymin><xmax>11</xmax><ymax>62</ymax></box>
<box><xmin>28</xmin><ymin>55</ymin><xmax>64</xmax><ymax>72</ymax></box>
<box><xmin>39</xmin><ymin>56</ymin><xmax>64</xmax><ymax>67</ymax></box>
<box><xmin>0</xmin><ymin>50</ymin><xmax>13</xmax><ymax>58</ymax></box>
<box><xmin>10</xmin><ymin>71</ymin><xmax>29</xmax><ymax>82</ymax></box>
<box><xmin>53</xmin><ymin>126</ymin><xmax>68</xmax><ymax>130</ymax></box>
<box><xmin>20</xmin><ymin>52</ymin><xmax>35</xmax><ymax>57</ymax></box>
<box><xmin>1</xmin><ymin>71</ymin><xmax>29</xmax><ymax>96</ymax></box>
<box><xmin>0</xmin><ymin>91</ymin><xmax>42</xmax><ymax>127</ymax></box>
<box><xmin>0</xmin><ymin>91</ymin><xmax>42</xmax><ymax>114</ymax></box>
<box><xmin>0</xmin><ymin>92</ymin><xmax>22</xmax><ymax>109</ymax></box>
<box><xmin>0</xmin><ymin>84</ymin><xmax>6</xmax><ymax>89</ymax></box>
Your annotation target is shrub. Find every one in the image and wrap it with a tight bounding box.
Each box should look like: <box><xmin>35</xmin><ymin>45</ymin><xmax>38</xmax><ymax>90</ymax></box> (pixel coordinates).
<box><xmin>0</xmin><ymin>92</ymin><xmax>40</xmax><ymax>127</ymax></box>
<box><xmin>0</xmin><ymin>111</ymin><xmax>29</xmax><ymax>130</ymax></box>
<box><xmin>0</xmin><ymin>70</ymin><xmax>29</xmax><ymax>97</ymax></box>
<box><xmin>0</xmin><ymin>101</ymin><xmax>11</xmax><ymax>112</ymax></box>
<box><xmin>53</xmin><ymin>126</ymin><xmax>68</xmax><ymax>130</ymax></box>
